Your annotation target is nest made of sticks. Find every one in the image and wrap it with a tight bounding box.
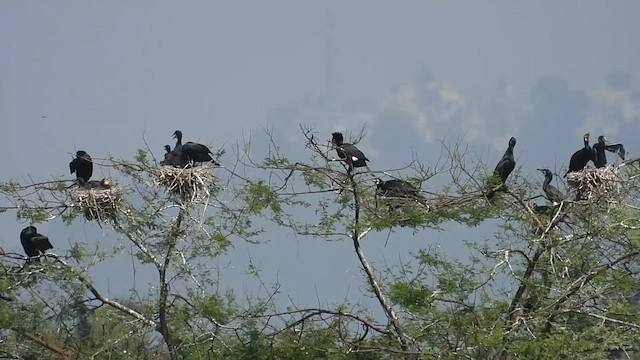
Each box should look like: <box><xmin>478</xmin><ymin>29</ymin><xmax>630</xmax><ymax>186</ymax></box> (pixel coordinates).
<box><xmin>152</xmin><ymin>165</ymin><xmax>217</xmax><ymax>202</ymax></box>
<box><xmin>69</xmin><ymin>181</ymin><xmax>124</xmax><ymax>222</ymax></box>
<box><xmin>566</xmin><ymin>166</ymin><xmax>621</xmax><ymax>200</ymax></box>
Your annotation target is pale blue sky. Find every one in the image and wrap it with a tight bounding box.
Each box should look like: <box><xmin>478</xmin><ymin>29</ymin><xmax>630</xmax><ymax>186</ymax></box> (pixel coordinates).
<box><xmin>1</xmin><ymin>1</ymin><xmax>639</xmax><ymax>311</ymax></box>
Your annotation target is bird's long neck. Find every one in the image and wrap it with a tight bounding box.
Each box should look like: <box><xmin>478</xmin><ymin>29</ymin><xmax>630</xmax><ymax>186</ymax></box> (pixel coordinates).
<box><xmin>543</xmin><ymin>173</ymin><xmax>552</xmax><ymax>187</ymax></box>
<box><xmin>504</xmin><ymin>144</ymin><xmax>514</xmax><ymax>158</ymax></box>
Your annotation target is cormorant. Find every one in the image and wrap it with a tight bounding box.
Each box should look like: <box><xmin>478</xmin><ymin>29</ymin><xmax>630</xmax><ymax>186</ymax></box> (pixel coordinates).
<box><xmin>160</xmin><ymin>145</ymin><xmax>180</xmax><ymax>166</ymax></box>
<box><xmin>20</xmin><ymin>226</ymin><xmax>53</xmax><ymax>262</ymax></box>
<box><xmin>566</xmin><ymin>133</ymin><xmax>593</xmax><ymax>175</ymax></box>
<box><xmin>487</xmin><ymin>137</ymin><xmax>516</xmax><ymax>199</ymax></box>
<box><xmin>172</xmin><ymin>130</ymin><xmax>218</xmax><ymax>166</ymax></box>
<box><xmin>172</xmin><ymin>130</ymin><xmax>185</xmax><ymax>166</ymax></box>
<box><xmin>69</xmin><ymin>150</ymin><xmax>93</xmax><ymax>186</ymax></box>
<box><xmin>593</xmin><ymin>135</ymin><xmax>626</xmax><ymax>168</ymax></box>
<box><xmin>182</xmin><ymin>141</ymin><xmax>219</xmax><ymax>165</ymax></box>
<box><xmin>331</xmin><ymin>132</ymin><xmax>370</xmax><ymax>173</ymax></box>
<box><xmin>374</xmin><ymin>178</ymin><xmax>424</xmax><ymax>199</ymax></box>
<box><xmin>536</xmin><ymin>168</ymin><xmax>565</xmax><ymax>204</ymax></box>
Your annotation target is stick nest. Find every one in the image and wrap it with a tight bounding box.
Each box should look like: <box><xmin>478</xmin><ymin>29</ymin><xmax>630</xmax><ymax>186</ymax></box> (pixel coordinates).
<box><xmin>152</xmin><ymin>165</ymin><xmax>217</xmax><ymax>202</ymax></box>
<box><xmin>566</xmin><ymin>166</ymin><xmax>621</xmax><ymax>200</ymax></box>
<box><xmin>69</xmin><ymin>185</ymin><xmax>125</xmax><ymax>222</ymax></box>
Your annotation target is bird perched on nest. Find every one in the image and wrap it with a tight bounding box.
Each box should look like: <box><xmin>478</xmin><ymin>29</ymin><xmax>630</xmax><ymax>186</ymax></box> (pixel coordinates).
<box><xmin>69</xmin><ymin>150</ymin><xmax>93</xmax><ymax>186</ymax></box>
<box><xmin>331</xmin><ymin>132</ymin><xmax>370</xmax><ymax>174</ymax></box>
<box><xmin>20</xmin><ymin>226</ymin><xmax>53</xmax><ymax>263</ymax></box>
<box><xmin>536</xmin><ymin>169</ymin><xmax>565</xmax><ymax>204</ymax></box>
<box><xmin>160</xmin><ymin>145</ymin><xmax>181</xmax><ymax>166</ymax></box>
<box><xmin>593</xmin><ymin>135</ymin><xmax>625</xmax><ymax>168</ymax></box>
<box><xmin>172</xmin><ymin>130</ymin><xmax>219</xmax><ymax>166</ymax></box>
<box><xmin>566</xmin><ymin>133</ymin><xmax>593</xmax><ymax>175</ymax></box>
<box><xmin>487</xmin><ymin>137</ymin><xmax>516</xmax><ymax>199</ymax></box>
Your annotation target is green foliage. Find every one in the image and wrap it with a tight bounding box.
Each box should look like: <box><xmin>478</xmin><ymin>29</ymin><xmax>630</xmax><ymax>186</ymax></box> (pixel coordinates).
<box><xmin>2</xmin><ymin>132</ymin><xmax>640</xmax><ymax>359</ymax></box>
<box><xmin>245</xmin><ymin>181</ymin><xmax>282</xmax><ymax>215</ymax></box>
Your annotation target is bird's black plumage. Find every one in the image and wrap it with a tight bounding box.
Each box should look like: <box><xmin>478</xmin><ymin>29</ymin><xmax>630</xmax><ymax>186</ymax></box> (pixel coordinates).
<box><xmin>182</xmin><ymin>142</ymin><xmax>219</xmax><ymax>165</ymax></box>
<box><xmin>566</xmin><ymin>133</ymin><xmax>593</xmax><ymax>175</ymax></box>
<box><xmin>160</xmin><ymin>144</ymin><xmax>181</xmax><ymax>166</ymax></box>
<box><xmin>20</xmin><ymin>226</ymin><xmax>53</xmax><ymax>262</ymax></box>
<box><xmin>171</xmin><ymin>130</ymin><xmax>186</xmax><ymax>166</ymax></box>
<box><xmin>537</xmin><ymin>168</ymin><xmax>565</xmax><ymax>204</ymax></box>
<box><xmin>171</xmin><ymin>130</ymin><xmax>218</xmax><ymax>166</ymax></box>
<box><xmin>331</xmin><ymin>132</ymin><xmax>370</xmax><ymax>173</ymax></box>
<box><xmin>593</xmin><ymin>135</ymin><xmax>626</xmax><ymax>168</ymax></box>
<box><xmin>486</xmin><ymin>137</ymin><xmax>516</xmax><ymax>200</ymax></box>
<box><xmin>374</xmin><ymin>178</ymin><xmax>424</xmax><ymax>199</ymax></box>
<box><xmin>69</xmin><ymin>150</ymin><xmax>93</xmax><ymax>186</ymax></box>
<box><xmin>493</xmin><ymin>137</ymin><xmax>517</xmax><ymax>183</ymax></box>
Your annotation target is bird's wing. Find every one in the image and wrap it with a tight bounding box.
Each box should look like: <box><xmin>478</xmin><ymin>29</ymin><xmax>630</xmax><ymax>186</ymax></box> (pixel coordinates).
<box><xmin>604</xmin><ymin>143</ymin><xmax>625</xmax><ymax>160</ymax></box>
<box><xmin>32</xmin><ymin>235</ymin><xmax>53</xmax><ymax>252</ymax></box>
<box><xmin>20</xmin><ymin>238</ymin><xmax>38</xmax><ymax>257</ymax></box>
<box><xmin>546</xmin><ymin>185</ymin><xmax>565</xmax><ymax>202</ymax></box>
<box><xmin>342</xmin><ymin>145</ymin><xmax>366</xmax><ymax>162</ymax></box>
<box><xmin>493</xmin><ymin>158</ymin><xmax>508</xmax><ymax>176</ymax></box>
<box><xmin>69</xmin><ymin>159</ymin><xmax>77</xmax><ymax>174</ymax></box>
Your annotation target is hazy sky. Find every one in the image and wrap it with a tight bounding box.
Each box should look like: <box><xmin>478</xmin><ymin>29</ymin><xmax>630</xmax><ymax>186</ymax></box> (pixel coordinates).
<box><xmin>1</xmin><ymin>1</ymin><xmax>639</xmax><ymax>313</ymax></box>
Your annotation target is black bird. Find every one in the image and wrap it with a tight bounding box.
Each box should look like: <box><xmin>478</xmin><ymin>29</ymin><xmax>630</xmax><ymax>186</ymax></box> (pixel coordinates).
<box><xmin>593</xmin><ymin>135</ymin><xmax>626</xmax><ymax>168</ymax></box>
<box><xmin>331</xmin><ymin>132</ymin><xmax>370</xmax><ymax>173</ymax></box>
<box><xmin>374</xmin><ymin>178</ymin><xmax>424</xmax><ymax>199</ymax></box>
<box><xmin>69</xmin><ymin>150</ymin><xmax>93</xmax><ymax>186</ymax></box>
<box><xmin>160</xmin><ymin>145</ymin><xmax>180</xmax><ymax>166</ymax></box>
<box><xmin>536</xmin><ymin>169</ymin><xmax>565</xmax><ymax>204</ymax></box>
<box><xmin>20</xmin><ymin>226</ymin><xmax>53</xmax><ymax>262</ymax></box>
<box><xmin>172</xmin><ymin>130</ymin><xmax>186</xmax><ymax>166</ymax></box>
<box><xmin>172</xmin><ymin>130</ymin><xmax>218</xmax><ymax>166</ymax></box>
<box><xmin>182</xmin><ymin>142</ymin><xmax>219</xmax><ymax>165</ymax></box>
<box><xmin>487</xmin><ymin>137</ymin><xmax>516</xmax><ymax>199</ymax></box>
<box><xmin>566</xmin><ymin>133</ymin><xmax>593</xmax><ymax>175</ymax></box>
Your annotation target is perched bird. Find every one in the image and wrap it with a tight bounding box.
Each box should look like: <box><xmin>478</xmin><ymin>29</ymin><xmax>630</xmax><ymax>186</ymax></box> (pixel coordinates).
<box><xmin>172</xmin><ymin>130</ymin><xmax>186</xmax><ymax>166</ymax></box>
<box><xmin>374</xmin><ymin>178</ymin><xmax>424</xmax><ymax>199</ymax></box>
<box><xmin>331</xmin><ymin>132</ymin><xmax>370</xmax><ymax>173</ymax></box>
<box><xmin>566</xmin><ymin>133</ymin><xmax>593</xmax><ymax>175</ymax></box>
<box><xmin>20</xmin><ymin>226</ymin><xmax>53</xmax><ymax>262</ymax></box>
<box><xmin>171</xmin><ymin>130</ymin><xmax>218</xmax><ymax>166</ymax></box>
<box><xmin>487</xmin><ymin>137</ymin><xmax>516</xmax><ymax>199</ymax></box>
<box><xmin>69</xmin><ymin>150</ymin><xmax>93</xmax><ymax>186</ymax></box>
<box><xmin>593</xmin><ymin>135</ymin><xmax>626</xmax><ymax>168</ymax></box>
<box><xmin>160</xmin><ymin>145</ymin><xmax>180</xmax><ymax>166</ymax></box>
<box><xmin>536</xmin><ymin>169</ymin><xmax>565</xmax><ymax>204</ymax></box>
<box><xmin>182</xmin><ymin>141</ymin><xmax>219</xmax><ymax>165</ymax></box>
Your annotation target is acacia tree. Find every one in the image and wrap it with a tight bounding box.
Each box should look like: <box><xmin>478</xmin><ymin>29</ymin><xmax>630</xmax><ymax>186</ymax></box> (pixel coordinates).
<box><xmin>0</xmin><ymin>128</ymin><xmax>639</xmax><ymax>359</ymax></box>
<box><xmin>238</xmin><ymin>127</ymin><xmax>640</xmax><ymax>359</ymax></box>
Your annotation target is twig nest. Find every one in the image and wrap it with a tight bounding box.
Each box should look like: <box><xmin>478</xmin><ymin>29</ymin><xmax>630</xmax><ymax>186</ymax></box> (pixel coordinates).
<box><xmin>566</xmin><ymin>166</ymin><xmax>621</xmax><ymax>200</ymax></box>
<box><xmin>152</xmin><ymin>165</ymin><xmax>217</xmax><ymax>202</ymax></box>
<box><xmin>69</xmin><ymin>178</ymin><xmax>124</xmax><ymax>222</ymax></box>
